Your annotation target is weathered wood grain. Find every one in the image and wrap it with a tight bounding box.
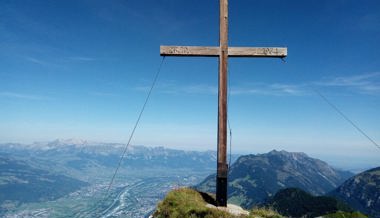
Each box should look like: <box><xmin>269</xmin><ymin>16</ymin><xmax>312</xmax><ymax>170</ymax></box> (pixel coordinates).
<box><xmin>217</xmin><ymin>0</ymin><xmax>229</xmax><ymax>207</ymax></box>
<box><xmin>160</xmin><ymin>46</ymin><xmax>287</xmax><ymax>58</ymax></box>
<box><xmin>229</xmin><ymin>47</ymin><xmax>287</xmax><ymax>57</ymax></box>
<box><xmin>160</xmin><ymin>46</ymin><xmax>219</xmax><ymax>56</ymax></box>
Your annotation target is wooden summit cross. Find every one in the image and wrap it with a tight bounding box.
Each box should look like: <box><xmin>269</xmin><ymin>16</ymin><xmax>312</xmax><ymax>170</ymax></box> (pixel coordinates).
<box><xmin>160</xmin><ymin>0</ymin><xmax>287</xmax><ymax>207</ymax></box>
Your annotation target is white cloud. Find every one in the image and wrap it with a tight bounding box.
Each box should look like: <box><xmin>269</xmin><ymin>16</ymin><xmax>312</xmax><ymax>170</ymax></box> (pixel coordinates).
<box><xmin>0</xmin><ymin>92</ymin><xmax>50</xmax><ymax>100</ymax></box>
<box><xmin>317</xmin><ymin>72</ymin><xmax>380</xmax><ymax>94</ymax></box>
<box><xmin>179</xmin><ymin>84</ymin><xmax>218</xmax><ymax>95</ymax></box>
<box><xmin>66</xmin><ymin>56</ymin><xmax>96</xmax><ymax>62</ymax></box>
<box><xmin>136</xmin><ymin>81</ymin><xmax>307</xmax><ymax>96</ymax></box>
<box><xmin>135</xmin><ymin>80</ymin><xmax>218</xmax><ymax>95</ymax></box>
<box><xmin>135</xmin><ymin>72</ymin><xmax>380</xmax><ymax>97</ymax></box>
<box><xmin>231</xmin><ymin>83</ymin><xmax>307</xmax><ymax>96</ymax></box>
<box><xmin>25</xmin><ymin>57</ymin><xmax>48</xmax><ymax>65</ymax></box>
<box><xmin>89</xmin><ymin>91</ymin><xmax>119</xmax><ymax>97</ymax></box>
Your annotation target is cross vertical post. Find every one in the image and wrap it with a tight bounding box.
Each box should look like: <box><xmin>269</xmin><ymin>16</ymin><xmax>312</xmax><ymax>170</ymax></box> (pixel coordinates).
<box><xmin>216</xmin><ymin>0</ymin><xmax>228</xmax><ymax>207</ymax></box>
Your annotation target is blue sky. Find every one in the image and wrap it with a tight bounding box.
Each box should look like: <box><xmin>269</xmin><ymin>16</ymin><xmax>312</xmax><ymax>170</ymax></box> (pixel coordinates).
<box><xmin>1</xmin><ymin>0</ymin><xmax>379</xmax><ymax>167</ymax></box>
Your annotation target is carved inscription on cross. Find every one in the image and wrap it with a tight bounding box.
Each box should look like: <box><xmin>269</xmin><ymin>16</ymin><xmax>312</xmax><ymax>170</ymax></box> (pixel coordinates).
<box><xmin>160</xmin><ymin>0</ymin><xmax>287</xmax><ymax>207</ymax></box>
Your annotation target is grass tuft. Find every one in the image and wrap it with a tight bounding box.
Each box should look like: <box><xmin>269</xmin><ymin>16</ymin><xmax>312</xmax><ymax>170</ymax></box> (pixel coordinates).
<box><xmin>153</xmin><ymin>188</ymin><xmax>284</xmax><ymax>218</ymax></box>
<box><xmin>250</xmin><ymin>207</ymin><xmax>283</xmax><ymax>218</ymax></box>
<box><xmin>322</xmin><ymin>211</ymin><xmax>368</xmax><ymax>218</ymax></box>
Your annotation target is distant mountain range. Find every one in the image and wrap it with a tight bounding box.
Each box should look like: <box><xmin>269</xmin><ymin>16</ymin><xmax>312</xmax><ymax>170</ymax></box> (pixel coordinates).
<box><xmin>0</xmin><ymin>139</ymin><xmax>229</xmax><ymax>216</ymax></box>
<box><xmin>0</xmin><ymin>139</ymin><xmax>230</xmax><ymax>172</ymax></box>
<box><xmin>330</xmin><ymin>167</ymin><xmax>380</xmax><ymax>218</ymax></box>
<box><xmin>197</xmin><ymin>150</ymin><xmax>353</xmax><ymax>208</ymax></box>
<box><xmin>1</xmin><ymin>140</ymin><xmax>378</xmax><ymax>217</ymax></box>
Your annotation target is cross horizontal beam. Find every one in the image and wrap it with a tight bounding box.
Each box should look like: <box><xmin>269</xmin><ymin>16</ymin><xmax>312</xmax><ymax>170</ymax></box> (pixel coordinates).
<box><xmin>160</xmin><ymin>46</ymin><xmax>287</xmax><ymax>58</ymax></box>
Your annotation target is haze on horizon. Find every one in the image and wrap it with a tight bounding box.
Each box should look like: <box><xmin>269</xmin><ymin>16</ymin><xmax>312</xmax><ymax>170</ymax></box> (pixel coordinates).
<box><xmin>1</xmin><ymin>1</ymin><xmax>379</xmax><ymax>169</ymax></box>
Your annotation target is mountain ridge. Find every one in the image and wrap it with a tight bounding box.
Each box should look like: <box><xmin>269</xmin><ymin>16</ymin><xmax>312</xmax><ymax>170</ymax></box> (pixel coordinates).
<box><xmin>0</xmin><ymin>140</ymin><xmax>228</xmax><ymax>171</ymax></box>
<box><xmin>329</xmin><ymin>166</ymin><xmax>380</xmax><ymax>218</ymax></box>
<box><xmin>197</xmin><ymin>150</ymin><xmax>353</xmax><ymax>208</ymax></box>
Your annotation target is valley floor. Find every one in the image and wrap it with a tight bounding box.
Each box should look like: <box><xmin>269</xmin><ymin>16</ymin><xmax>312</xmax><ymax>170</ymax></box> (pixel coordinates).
<box><xmin>3</xmin><ymin>170</ymin><xmax>211</xmax><ymax>218</ymax></box>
